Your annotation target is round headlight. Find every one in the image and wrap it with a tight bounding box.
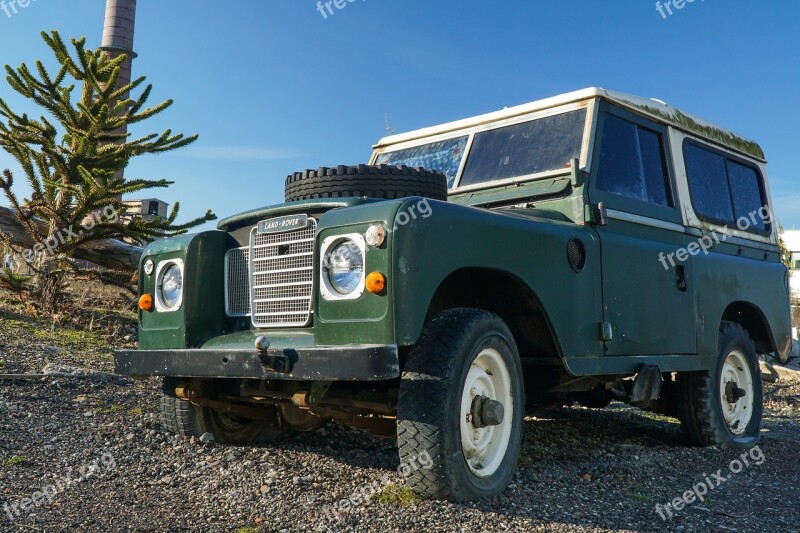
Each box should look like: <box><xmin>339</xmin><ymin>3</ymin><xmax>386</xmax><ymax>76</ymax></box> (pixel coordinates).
<box><xmin>159</xmin><ymin>263</ymin><xmax>183</xmax><ymax>309</ymax></box>
<box><xmin>326</xmin><ymin>240</ymin><xmax>364</xmax><ymax>295</ymax></box>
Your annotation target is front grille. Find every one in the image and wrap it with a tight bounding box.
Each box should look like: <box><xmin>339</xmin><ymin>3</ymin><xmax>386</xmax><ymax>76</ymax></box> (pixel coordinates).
<box><xmin>248</xmin><ymin>218</ymin><xmax>316</xmax><ymax>327</ymax></box>
<box><xmin>225</xmin><ymin>247</ymin><xmax>250</xmax><ymax>317</ymax></box>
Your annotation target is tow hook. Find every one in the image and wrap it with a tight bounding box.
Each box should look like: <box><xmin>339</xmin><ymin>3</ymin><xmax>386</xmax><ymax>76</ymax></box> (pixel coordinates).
<box><xmin>255</xmin><ymin>335</ymin><xmax>291</xmax><ymax>374</ymax></box>
<box><xmin>258</xmin><ymin>352</ymin><xmax>291</xmax><ymax>373</ymax></box>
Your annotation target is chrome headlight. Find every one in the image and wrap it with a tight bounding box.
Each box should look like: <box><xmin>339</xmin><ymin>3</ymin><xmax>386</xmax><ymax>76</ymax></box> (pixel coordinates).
<box><xmin>328</xmin><ymin>241</ymin><xmax>364</xmax><ymax>293</ymax></box>
<box><xmin>321</xmin><ymin>234</ymin><xmax>366</xmax><ymax>300</ymax></box>
<box><xmin>155</xmin><ymin>259</ymin><xmax>184</xmax><ymax>311</ymax></box>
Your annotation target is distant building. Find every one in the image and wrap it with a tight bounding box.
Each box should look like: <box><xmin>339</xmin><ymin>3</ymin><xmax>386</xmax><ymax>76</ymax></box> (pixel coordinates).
<box><xmin>783</xmin><ymin>230</ymin><xmax>800</xmax><ymax>299</ymax></box>
<box><xmin>785</xmin><ymin>230</ymin><xmax>800</xmax><ymax>350</ymax></box>
<box><xmin>122</xmin><ymin>198</ymin><xmax>169</xmax><ymax>222</ymax></box>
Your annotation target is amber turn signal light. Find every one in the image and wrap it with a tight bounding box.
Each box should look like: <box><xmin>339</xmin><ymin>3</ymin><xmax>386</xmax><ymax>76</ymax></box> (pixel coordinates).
<box><xmin>138</xmin><ymin>293</ymin><xmax>154</xmax><ymax>311</ymax></box>
<box><xmin>365</xmin><ymin>272</ymin><xmax>386</xmax><ymax>294</ymax></box>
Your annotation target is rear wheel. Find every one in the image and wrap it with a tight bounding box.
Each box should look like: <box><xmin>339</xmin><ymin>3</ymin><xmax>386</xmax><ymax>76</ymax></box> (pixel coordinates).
<box><xmin>677</xmin><ymin>322</ymin><xmax>763</xmax><ymax>448</ymax></box>
<box><xmin>397</xmin><ymin>308</ymin><xmax>524</xmax><ymax>501</ymax></box>
<box><xmin>159</xmin><ymin>378</ymin><xmax>282</xmax><ymax>445</ymax></box>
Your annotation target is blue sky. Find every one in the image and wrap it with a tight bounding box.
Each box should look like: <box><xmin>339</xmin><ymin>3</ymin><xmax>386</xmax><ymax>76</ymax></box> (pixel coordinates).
<box><xmin>0</xmin><ymin>0</ymin><xmax>798</xmax><ymax>231</ymax></box>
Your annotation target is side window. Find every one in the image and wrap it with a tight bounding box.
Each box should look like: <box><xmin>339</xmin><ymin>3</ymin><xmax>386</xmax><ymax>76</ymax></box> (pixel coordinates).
<box><xmin>683</xmin><ymin>141</ymin><xmax>769</xmax><ymax>233</ymax></box>
<box><xmin>684</xmin><ymin>143</ymin><xmax>733</xmax><ymax>224</ymax></box>
<box><xmin>727</xmin><ymin>160</ymin><xmax>767</xmax><ymax>232</ymax></box>
<box><xmin>595</xmin><ymin>114</ymin><xmax>672</xmax><ymax>207</ymax></box>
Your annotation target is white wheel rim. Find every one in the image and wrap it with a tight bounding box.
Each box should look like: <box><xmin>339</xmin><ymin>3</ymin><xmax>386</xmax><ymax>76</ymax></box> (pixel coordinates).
<box><xmin>459</xmin><ymin>347</ymin><xmax>514</xmax><ymax>478</ymax></box>
<box><xmin>719</xmin><ymin>349</ymin><xmax>754</xmax><ymax>436</ymax></box>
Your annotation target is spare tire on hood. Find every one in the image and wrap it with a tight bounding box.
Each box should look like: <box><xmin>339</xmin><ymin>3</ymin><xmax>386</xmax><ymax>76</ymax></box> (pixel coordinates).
<box><xmin>284</xmin><ymin>164</ymin><xmax>448</xmax><ymax>203</ymax></box>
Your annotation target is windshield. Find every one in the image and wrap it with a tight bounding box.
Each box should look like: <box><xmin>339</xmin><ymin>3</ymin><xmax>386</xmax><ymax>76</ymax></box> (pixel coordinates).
<box><xmin>374</xmin><ymin>136</ymin><xmax>468</xmax><ymax>189</ymax></box>
<box><xmin>374</xmin><ymin>108</ymin><xmax>587</xmax><ymax>191</ymax></box>
<box><xmin>459</xmin><ymin>109</ymin><xmax>587</xmax><ymax>188</ymax></box>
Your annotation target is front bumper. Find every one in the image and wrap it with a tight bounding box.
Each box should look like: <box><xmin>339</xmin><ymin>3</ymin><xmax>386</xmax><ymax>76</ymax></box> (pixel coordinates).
<box><xmin>114</xmin><ymin>344</ymin><xmax>400</xmax><ymax>381</ymax></box>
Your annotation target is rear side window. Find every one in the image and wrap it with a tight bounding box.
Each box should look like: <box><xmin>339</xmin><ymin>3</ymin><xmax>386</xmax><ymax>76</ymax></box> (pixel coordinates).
<box><xmin>683</xmin><ymin>144</ymin><xmax>733</xmax><ymax>223</ymax></box>
<box><xmin>683</xmin><ymin>141</ymin><xmax>769</xmax><ymax>233</ymax></box>
<box><xmin>728</xmin><ymin>161</ymin><xmax>767</xmax><ymax>232</ymax></box>
<box><xmin>595</xmin><ymin>114</ymin><xmax>672</xmax><ymax>207</ymax></box>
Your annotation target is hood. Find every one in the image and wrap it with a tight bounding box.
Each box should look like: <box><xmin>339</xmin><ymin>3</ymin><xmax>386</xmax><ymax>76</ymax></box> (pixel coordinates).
<box><xmin>216</xmin><ymin>197</ymin><xmax>378</xmax><ymax>232</ymax></box>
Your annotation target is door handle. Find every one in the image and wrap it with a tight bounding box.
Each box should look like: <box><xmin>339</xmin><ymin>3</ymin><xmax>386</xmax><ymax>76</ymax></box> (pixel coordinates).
<box><xmin>676</xmin><ymin>265</ymin><xmax>687</xmax><ymax>292</ymax></box>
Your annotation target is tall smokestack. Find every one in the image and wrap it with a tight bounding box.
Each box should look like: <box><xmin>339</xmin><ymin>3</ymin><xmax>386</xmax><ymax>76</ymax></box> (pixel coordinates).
<box><xmin>101</xmin><ymin>0</ymin><xmax>137</xmax><ymax>185</ymax></box>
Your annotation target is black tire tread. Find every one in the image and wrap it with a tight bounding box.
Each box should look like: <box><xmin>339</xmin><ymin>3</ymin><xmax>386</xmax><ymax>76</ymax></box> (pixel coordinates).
<box><xmin>397</xmin><ymin>308</ymin><xmax>516</xmax><ymax>501</ymax></box>
<box><xmin>284</xmin><ymin>164</ymin><xmax>448</xmax><ymax>203</ymax></box>
<box><xmin>159</xmin><ymin>377</ymin><xmax>202</xmax><ymax>438</ymax></box>
<box><xmin>677</xmin><ymin>322</ymin><xmax>761</xmax><ymax>448</ymax></box>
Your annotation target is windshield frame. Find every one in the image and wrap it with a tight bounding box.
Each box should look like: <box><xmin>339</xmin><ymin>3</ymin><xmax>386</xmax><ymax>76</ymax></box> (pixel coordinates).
<box><xmin>370</xmin><ymin>100</ymin><xmax>596</xmax><ymax>194</ymax></box>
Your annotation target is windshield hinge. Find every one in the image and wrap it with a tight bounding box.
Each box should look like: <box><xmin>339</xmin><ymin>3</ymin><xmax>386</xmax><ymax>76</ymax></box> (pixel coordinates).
<box><xmin>569</xmin><ymin>158</ymin><xmax>585</xmax><ymax>187</ymax></box>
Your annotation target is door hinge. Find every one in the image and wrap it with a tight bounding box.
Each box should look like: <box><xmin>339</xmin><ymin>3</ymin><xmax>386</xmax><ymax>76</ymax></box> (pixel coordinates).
<box><xmin>599</xmin><ymin>321</ymin><xmax>613</xmax><ymax>342</ymax></box>
<box><xmin>584</xmin><ymin>202</ymin><xmax>608</xmax><ymax>226</ymax></box>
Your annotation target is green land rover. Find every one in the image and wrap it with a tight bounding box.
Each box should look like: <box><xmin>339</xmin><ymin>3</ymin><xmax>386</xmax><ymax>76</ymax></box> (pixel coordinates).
<box><xmin>115</xmin><ymin>88</ymin><xmax>792</xmax><ymax>501</ymax></box>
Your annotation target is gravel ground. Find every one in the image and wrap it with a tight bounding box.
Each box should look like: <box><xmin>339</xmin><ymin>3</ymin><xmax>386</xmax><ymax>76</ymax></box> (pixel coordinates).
<box><xmin>0</xmin><ymin>315</ymin><xmax>798</xmax><ymax>532</ymax></box>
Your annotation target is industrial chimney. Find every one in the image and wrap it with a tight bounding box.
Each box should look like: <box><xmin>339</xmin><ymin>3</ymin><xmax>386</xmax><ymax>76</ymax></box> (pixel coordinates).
<box><xmin>100</xmin><ymin>0</ymin><xmax>137</xmax><ymax>185</ymax></box>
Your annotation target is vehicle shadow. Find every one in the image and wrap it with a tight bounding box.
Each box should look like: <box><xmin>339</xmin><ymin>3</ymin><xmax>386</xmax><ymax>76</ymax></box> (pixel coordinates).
<box><xmin>247</xmin><ymin>402</ymin><xmax>687</xmax><ymax>474</ymax></box>
<box><xmin>192</xmin><ymin>397</ymin><xmax>798</xmax><ymax>531</ymax></box>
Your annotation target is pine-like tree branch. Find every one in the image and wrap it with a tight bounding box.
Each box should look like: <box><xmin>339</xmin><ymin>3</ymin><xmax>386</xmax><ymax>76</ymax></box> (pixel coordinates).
<box><xmin>0</xmin><ymin>31</ymin><xmax>216</xmax><ymax>306</ymax></box>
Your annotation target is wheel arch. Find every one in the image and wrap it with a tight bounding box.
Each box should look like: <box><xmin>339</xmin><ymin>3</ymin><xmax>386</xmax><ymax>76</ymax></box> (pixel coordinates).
<box><xmin>424</xmin><ymin>267</ymin><xmax>563</xmax><ymax>360</ymax></box>
<box><xmin>721</xmin><ymin>301</ymin><xmax>775</xmax><ymax>355</ymax></box>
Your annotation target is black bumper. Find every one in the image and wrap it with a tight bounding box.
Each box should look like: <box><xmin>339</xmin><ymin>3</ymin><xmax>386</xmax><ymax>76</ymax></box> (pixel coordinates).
<box><xmin>114</xmin><ymin>344</ymin><xmax>400</xmax><ymax>381</ymax></box>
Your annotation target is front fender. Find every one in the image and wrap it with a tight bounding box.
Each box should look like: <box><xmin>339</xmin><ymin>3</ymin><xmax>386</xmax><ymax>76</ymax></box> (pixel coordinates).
<box><xmin>391</xmin><ymin>200</ymin><xmax>603</xmax><ymax>357</ymax></box>
<box><xmin>138</xmin><ymin>231</ymin><xmax>227</xmax><ymax>349</ymax></box>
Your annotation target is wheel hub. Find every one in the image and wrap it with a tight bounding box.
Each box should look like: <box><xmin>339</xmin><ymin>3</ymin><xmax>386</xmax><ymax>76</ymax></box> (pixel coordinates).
<box><xmin>470</xmin><ymin>396</ymin><xmax>505</xmax><ymax>428</ymax></box>
<box><xmin>460</xmin><ymin>348</ymin><xmax>514</xmax><ymax>478</ymax></box>
<box><xmin>719</xmin><ymin>349</ymin><xmax>754</xmax><ymax>435</ymax></box>
<box><xmin>724</xmin><ymin>381</ymin><xmax>747</xmax><ymax>403</ymax></box>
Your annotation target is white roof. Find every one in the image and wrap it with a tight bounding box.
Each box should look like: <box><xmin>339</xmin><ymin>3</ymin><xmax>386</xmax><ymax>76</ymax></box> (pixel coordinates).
<box><xmin>123</xmin><ymin>198</ymin><xmax>168</xmax><ymax>204</ymax></box>
<box><xmin>783</xmin><ymin>230</ymin><xmax>800</xmax><ymax>252</ymax></box>
<box><xmin>374</xmin><ymin>87</ymin><xmax>765</xmax><ymax>161</ymax></box>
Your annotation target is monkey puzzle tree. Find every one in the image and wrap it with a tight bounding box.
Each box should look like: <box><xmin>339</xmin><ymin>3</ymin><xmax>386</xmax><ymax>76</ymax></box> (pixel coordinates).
<box><xmin>0</xmin><ymin>31</ymin><xmax>215</xmax><ymax>311</ymax></box>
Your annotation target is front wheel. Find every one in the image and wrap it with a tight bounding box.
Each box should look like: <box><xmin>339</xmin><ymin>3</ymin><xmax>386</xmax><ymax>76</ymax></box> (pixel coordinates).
<box><xmin>677</xmin><ymin>322</ymin><xmax>763</xmax><ymax>448</ymax></box>
<box><xmin>397</xmin><ymin>308</ymin><xmax>524</xmax><ymax>501</ymax></box>
<box><xmin>159</xmin><ymin>378</ymin><xmax>282</xmax><ymax>445</ymax></box>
